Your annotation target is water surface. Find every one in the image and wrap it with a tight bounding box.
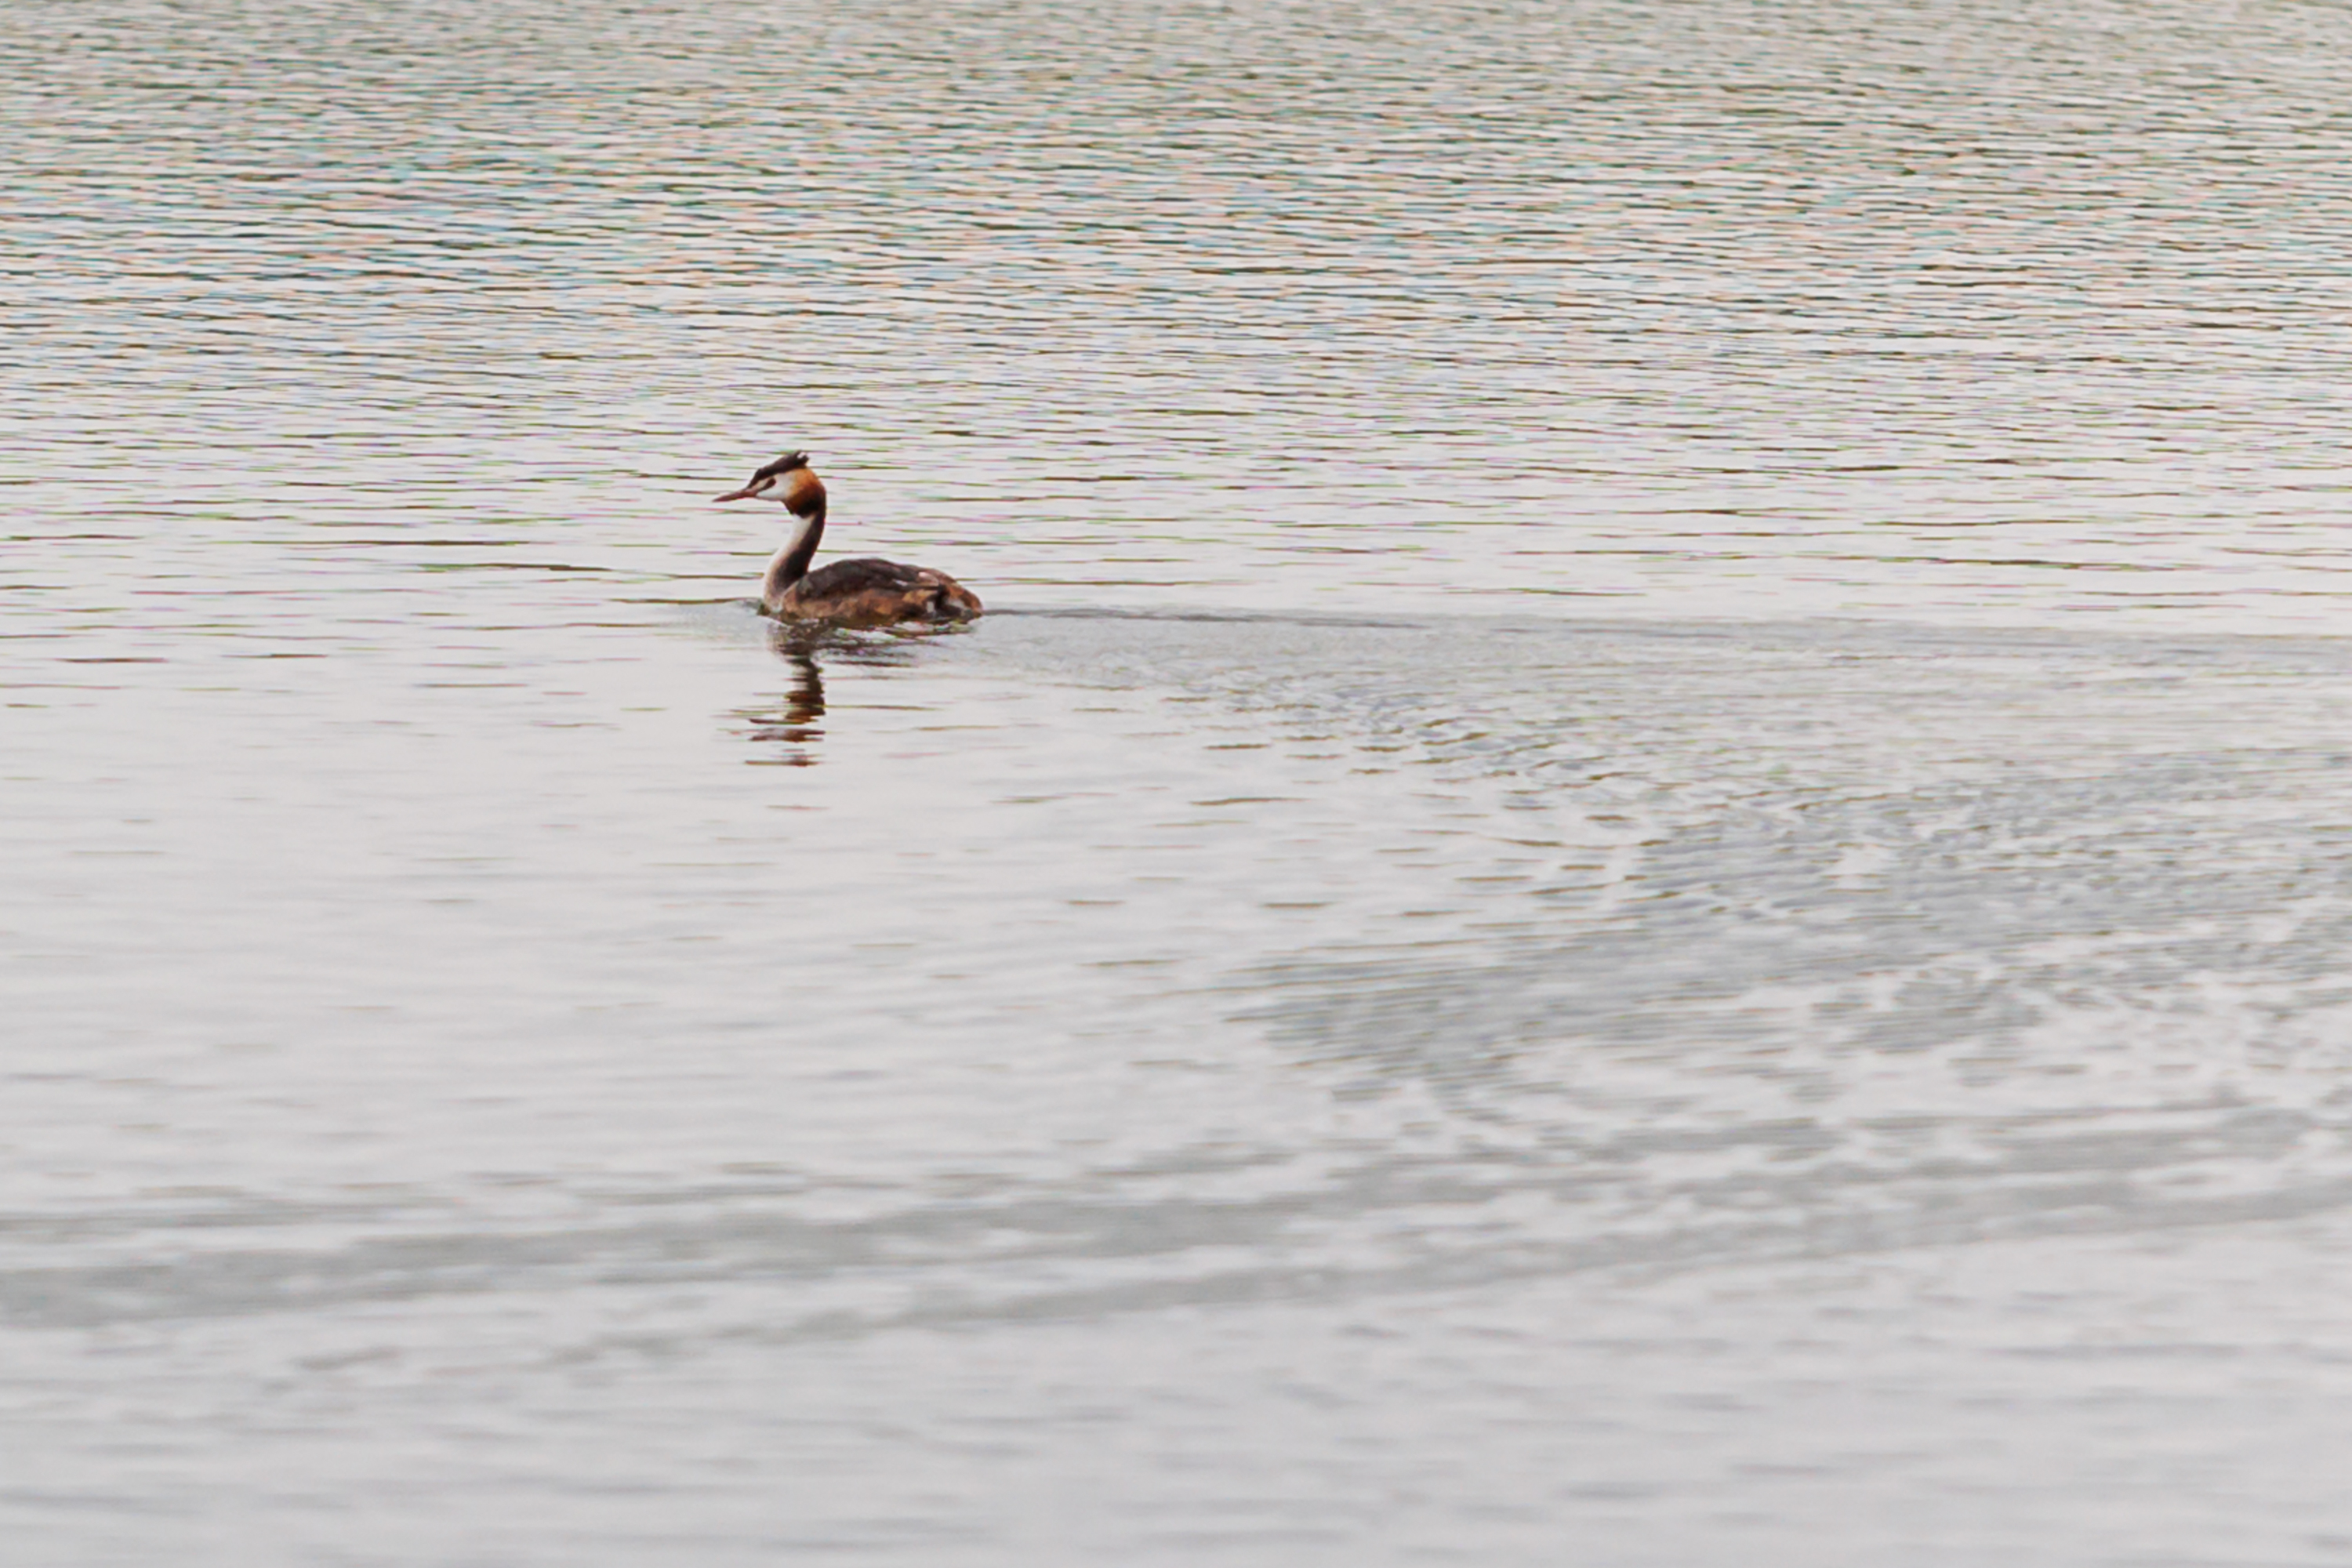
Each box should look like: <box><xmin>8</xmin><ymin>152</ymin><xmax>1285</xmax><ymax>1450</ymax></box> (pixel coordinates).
<box><xmin>10</xmin><ymin>1</ymin><xmax>2352</xmax><ymax>1562</ymax></box>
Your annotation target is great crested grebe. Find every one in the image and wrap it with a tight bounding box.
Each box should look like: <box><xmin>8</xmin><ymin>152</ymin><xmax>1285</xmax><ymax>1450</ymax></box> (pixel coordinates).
<box><xmin>713</xmin><ymin>451</ymin><xmax>982</xmax><ymax>626</ymax></box>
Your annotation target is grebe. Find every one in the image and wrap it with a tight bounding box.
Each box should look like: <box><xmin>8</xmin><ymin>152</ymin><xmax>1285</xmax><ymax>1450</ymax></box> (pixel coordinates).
<box><xmin>713</xmin><ymin>452</ymin><xmax>982</xmax><ymax>627</ymax></box>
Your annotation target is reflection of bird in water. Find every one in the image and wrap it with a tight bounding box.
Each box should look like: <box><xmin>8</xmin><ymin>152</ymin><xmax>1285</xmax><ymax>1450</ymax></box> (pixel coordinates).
<box><xmin>775</xmin><ymin>647</ymin><xmax>826</xmax><ymax>730</ymax></box>
<box><xmin>713</xmin><ymin>450</ymin><xmax>982</xmax><ymax>627</ymax></box>
<box><xmin>739</xmin><ymin>633</ymin><xmax>828</xmax><ymax>767</ymax></box>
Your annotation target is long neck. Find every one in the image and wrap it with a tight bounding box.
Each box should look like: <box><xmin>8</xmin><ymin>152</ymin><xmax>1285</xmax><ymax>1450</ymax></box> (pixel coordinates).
<box><xmin>760</xmin><ymin>506</ymin><xmax>826</xmax><ymax>610</ymax></box>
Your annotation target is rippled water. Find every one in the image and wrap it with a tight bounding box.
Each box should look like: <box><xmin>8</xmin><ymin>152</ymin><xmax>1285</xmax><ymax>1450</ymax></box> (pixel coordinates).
<box><xmin>13</xmin><ymin>0</ymin><xmax>2352</xmax><ymax>1561</ymax></box>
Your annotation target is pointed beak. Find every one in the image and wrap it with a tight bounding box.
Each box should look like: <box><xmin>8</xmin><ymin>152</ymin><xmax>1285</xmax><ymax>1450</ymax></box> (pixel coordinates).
<box><xmin>713</xmin><ymin>485</ymin><xmax>761</xmax><ymax>503</ymax></box>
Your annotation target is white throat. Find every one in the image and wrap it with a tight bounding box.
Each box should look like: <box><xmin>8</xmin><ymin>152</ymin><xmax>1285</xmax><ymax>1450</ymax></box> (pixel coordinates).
<box><xmin>760</xmin><ymin>510</ymin><xmax>825</xmax><ymax>610</ymax></box>
<box><xmin>778</xmin><ymin>510</ymin><xmax>820</xmax><ymax>559</ymax></box>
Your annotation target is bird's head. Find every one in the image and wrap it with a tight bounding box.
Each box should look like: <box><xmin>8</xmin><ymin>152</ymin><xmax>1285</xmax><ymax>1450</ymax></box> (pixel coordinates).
<box><xmin>714</xmin><ymin>451</ymin><xmax>822</xmax><ymax>514</ymax></box>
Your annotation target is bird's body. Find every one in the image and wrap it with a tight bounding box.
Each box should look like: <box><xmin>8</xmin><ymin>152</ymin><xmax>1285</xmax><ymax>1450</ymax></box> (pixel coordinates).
<box><xmin>769</xmin><ymin>554</ymin><xmax>981</xmax><ymax>625</ymax></box>
<box><xmin>715</xmin><ymin>452</ymin><xmax>982</xmax><ymax>627</ymax></box>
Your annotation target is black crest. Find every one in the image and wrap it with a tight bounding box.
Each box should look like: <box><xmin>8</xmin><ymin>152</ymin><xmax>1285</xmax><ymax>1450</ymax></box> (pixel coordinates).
<box><xmin>752</xmin><ymin>450</ymin><xmax>811</xmax><ymax>481</ymax></box>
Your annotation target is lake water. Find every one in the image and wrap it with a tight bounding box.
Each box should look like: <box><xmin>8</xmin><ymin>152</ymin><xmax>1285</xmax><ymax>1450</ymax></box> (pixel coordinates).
<box><xmin>11</xmin><ymin>0</ymin><xmax>2352</xmax><ymax>1561</ymax></box>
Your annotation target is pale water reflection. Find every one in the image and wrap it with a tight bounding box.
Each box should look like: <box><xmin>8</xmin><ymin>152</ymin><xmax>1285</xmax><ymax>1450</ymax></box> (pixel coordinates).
<box><xmin>744</xmin><ymin>645</ymin><xmax>829</xmax><ymax>768</ymax></box>
<box><xmin>735</xmin><ymin>629</ymin><xmax>869</xmax><ymax>768</ymax></box>
<box><xmin>11</xmin><ymin>0</ymin><xmax>2352</xmax><ymax>1563</ymax></box>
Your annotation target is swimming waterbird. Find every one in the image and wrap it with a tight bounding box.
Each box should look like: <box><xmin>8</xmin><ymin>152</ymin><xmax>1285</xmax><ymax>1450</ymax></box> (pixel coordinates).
<box><xmin>714</xmin><ymin>452</ymin><xmax>982</xmax><ymax>627</ymax></box>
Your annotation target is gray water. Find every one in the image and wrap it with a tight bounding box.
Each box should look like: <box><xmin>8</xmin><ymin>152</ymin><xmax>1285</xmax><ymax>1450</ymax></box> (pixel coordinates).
<box><xmin>12</xmin><ymin>0</ymin><xmax>2352</xmax><ymax>1561</ymax></box>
